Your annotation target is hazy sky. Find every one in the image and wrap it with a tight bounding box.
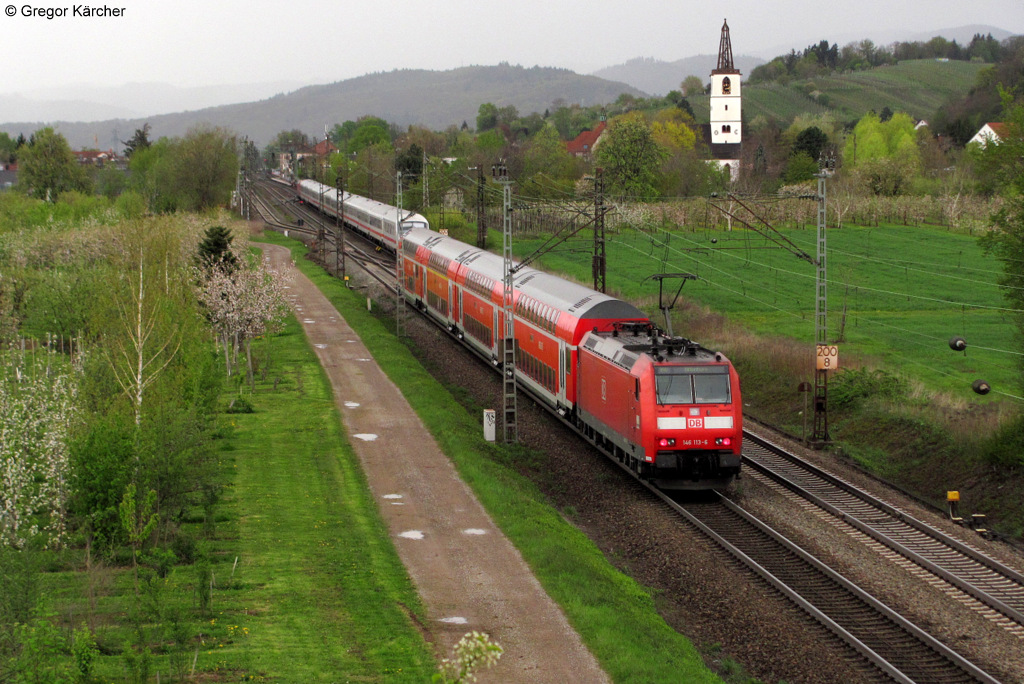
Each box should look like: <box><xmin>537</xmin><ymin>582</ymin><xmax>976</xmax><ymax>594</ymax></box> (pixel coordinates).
<box><xmin>4</xmin><ymin>0</ymin><xmax>1024</xmax><ymax>93</ymax></box>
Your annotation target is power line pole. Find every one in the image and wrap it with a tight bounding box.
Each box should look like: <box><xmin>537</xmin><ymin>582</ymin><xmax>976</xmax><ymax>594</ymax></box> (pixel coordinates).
<box><xmin>593</xmin><ymin>168</ymin><xmax>607</xmax><ymax>293</ymax></box>
<box><xmin>495</xmin><ymin>162</ymin><xmax>517</xmax><ymax>443</ymax></box>
<box><xmin>336</xmin><ymin>174</ymin><xmax>346</xmax><ymax>281</ymax></box>
<box><xmin>395</xmin><ymin>171</ymin><xmax>406</xmax><ymax>338</ymax></box>
<box><xmin>812</xmin><ymin>151</ymin><xmax>836</xmax><ymax>446</ymax></box>
<box><xmin>422</xmin><ymin>150</ymin><xmax>429</xmax><ymax>208</ymax></box>
<box><xmin>476</xmin><ymin>165</ymin><xmax>486</xmax><ymax>248</ymax></box>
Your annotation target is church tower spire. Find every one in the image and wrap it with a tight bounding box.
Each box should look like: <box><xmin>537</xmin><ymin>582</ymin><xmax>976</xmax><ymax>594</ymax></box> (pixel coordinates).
<box><xmin>714</xmin><ymin>18</ymin><xmax>736</xmax><ymax>73</ymax></box>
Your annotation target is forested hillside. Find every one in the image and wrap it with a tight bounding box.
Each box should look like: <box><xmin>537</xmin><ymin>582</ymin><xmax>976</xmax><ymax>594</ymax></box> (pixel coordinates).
<box><xmin>0</xmin><ymin>65</ymin><xmax>647</xmax><ymax>150</ymax></box>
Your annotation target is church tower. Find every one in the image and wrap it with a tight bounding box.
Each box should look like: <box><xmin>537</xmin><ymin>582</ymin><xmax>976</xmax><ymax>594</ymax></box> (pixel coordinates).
<box><xmin>709</xmin><ymin>19</ymin><xmax>741</xmax><ymax>179</ymax></box>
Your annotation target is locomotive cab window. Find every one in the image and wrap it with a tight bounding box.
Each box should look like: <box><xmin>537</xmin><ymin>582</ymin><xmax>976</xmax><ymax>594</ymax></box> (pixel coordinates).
<box><xmin>655</xmin><ymin>365</ymin><xmax>730</xmax><ymax>405</ymax></box>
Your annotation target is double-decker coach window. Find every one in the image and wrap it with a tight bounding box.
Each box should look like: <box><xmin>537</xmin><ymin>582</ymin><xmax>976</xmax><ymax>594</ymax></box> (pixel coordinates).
<box><xmin>655</xmin><ymin>366</ymin><xmax>730</xmax><ymax>405</ymax></box>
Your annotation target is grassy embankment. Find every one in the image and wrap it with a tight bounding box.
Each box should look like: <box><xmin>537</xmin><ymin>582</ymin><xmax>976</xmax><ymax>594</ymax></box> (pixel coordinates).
<box><xmin>255</xmin><ymin>229</ymin><xmax>725</xmax><ymax>682</ymax></box>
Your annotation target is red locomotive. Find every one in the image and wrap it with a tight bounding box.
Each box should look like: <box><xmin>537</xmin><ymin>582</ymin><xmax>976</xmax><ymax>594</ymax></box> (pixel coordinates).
<box><xmin>400</xmin><ymin>227</ymin><xmax>742</xmax><ymax>490</ymax></box>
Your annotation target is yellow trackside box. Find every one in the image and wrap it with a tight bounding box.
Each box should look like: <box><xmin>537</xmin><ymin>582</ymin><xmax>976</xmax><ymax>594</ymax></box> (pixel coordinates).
<box><xmin>947</xmin><ymin>491</ymin><xmax>960</xmax><ymax>502</ymax></box>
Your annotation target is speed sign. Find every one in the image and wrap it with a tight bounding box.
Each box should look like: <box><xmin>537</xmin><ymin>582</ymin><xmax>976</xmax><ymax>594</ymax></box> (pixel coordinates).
<box><xmin>816</xmin><ymin>344</ymin><xmax>839</xmax><ymax>371</ymax></box>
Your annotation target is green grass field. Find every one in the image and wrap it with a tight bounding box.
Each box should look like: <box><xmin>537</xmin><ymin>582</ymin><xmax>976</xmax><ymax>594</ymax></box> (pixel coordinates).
<box><xmin>507</xmin><ymin>222</ymin><xmax>1017</xmax><ymax>402</ymax></box>
<box><xmin>219</xmin><ymin>319</ymin><xmax>437</xmax><ymax>680</ymax></box>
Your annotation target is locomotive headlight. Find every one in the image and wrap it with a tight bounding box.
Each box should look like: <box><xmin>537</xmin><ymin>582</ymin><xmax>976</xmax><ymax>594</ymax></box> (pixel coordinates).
<box><xmin>715</xmin><ymin>437</ymin><xmax>732</xmax><ymax>447</ymax></box>
<box><xmin>658</xmin><ymin>437</ymin><xmax>676</xmax><ymax>447</ymax></box>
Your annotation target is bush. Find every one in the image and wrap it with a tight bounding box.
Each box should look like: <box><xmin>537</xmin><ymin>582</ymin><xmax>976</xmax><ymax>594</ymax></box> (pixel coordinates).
<box><xmin>783</xmin><ymin>152</ymin><xmax>819</xmax><ymax>183</ymax></box>
<box><xmin>978</xmin><ymin>414</ymin><xmax>1024</xmax><ymax>468</ymax></box>
<box><xmin>171</xmin><ymin>532</ymin><xmax>199</xmax><ymax>565</ymax></box>
<box><xmin>829</xmin><ymin>367</ymin><xmax>905</xmax><ymax>408</ymax></box>
<box><xmin>71</xmin><ymin>624</ymin><xmax>98</xmax><ymax>683</ymax></box>
<box><xmin>142</xmin><ymin>547</ymin><xmax>177</xmax><ymax>578</ymax></box>
<box><xmin>226</xmin><ymin>396</ymin><xmax>255</xmax><ymax>414</ymax></box>
<box><xmin>115</xmin><ymin>190</ymin><xmax>147</xmax><ymax>219</ymax></box>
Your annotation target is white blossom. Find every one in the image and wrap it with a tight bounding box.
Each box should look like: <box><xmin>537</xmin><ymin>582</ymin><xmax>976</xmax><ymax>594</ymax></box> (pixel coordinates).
<box><xmin>0</xmin><ymin>344</ymin><xmax>82</xmax><ymax>549</ymax></box>
<box><xmin>435</xmin><ymin>631</ymin><xmax>503</xmax><ymax>683</ymax></box>
<box><xmin>194</xmin><ymin>251</ymin><xmax>290</xmax><ymax>378</ymax></box>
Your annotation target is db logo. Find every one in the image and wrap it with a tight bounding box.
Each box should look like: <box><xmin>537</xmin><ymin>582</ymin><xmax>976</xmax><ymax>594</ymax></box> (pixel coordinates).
<box><xmin>688</xmin><ymin>418</ymin><xmax>703</xmax><ymax>429</ymax></box>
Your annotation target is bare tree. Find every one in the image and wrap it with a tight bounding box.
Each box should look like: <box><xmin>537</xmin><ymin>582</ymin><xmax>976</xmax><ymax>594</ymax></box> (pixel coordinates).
<box><xmin>106</xmin><ymin>247</ymin><xmax>180</xmax><ymax>427</ymax></box>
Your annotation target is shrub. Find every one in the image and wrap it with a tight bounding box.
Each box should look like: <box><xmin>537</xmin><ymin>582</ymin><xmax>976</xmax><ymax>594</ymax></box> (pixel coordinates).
<box><xmin>830</xmin><ymin>367</ymin><xmax>906</xmax><ymax>408</ymax></box>
<box><xmin>171</xmin><ymin>532</ymin><xmax>199</xmax><ymax>564</ymax></box>
<box><xmin>71</xmin><ymin>624</ymin><xmax>98</xmax><ymax>683</ymax></box>
<box><xmin>142</xmin><ymin>547</ymin><xmax>177</xmax><ymax>578</ymax></box>
<box><xmin>226</xmin><ymin>396</ymin><xmax>255</xmax><ymax>414</ymax></box>
<box><xmin>978</xmin><ymin>414</ymin><xmax>1024</xmax><ymax>468</ymax></box>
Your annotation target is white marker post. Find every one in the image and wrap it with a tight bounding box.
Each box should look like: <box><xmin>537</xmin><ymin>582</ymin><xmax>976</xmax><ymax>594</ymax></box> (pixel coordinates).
<box><xmin>483</xmin><ymin>409</ymin><xmax>496</xmax><ymax>442</ymax></box>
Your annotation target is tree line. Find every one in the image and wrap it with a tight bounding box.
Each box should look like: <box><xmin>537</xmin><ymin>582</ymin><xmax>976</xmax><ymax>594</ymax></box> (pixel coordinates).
<box><xmin>750</xmin><ymin>33</ymin><xmax>1014</xmax><ymax>83</ymax></box>
<box><xmin>7</xmin><ymin>123</ymin><xmax>239</xmax><ymax>213</ymax></box>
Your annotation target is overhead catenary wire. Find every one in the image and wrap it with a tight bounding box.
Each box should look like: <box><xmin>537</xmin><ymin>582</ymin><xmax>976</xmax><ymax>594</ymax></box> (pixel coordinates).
<box><xmin>355</xmin><ymin>162</ymin><xmax>1022</xmax><ymax>397</ymax></box>
<box><xmin>433</xmin><ymin>174</ymin><xmax>1022</xmax><ymax>397</ymax></box>
<box><xmin>635</xmin><ymin>221</ymin><xmax>1024</xmax><ymax>315</ymax></box>
<box><xmin>609</xmin><ymin>234</ymin><xmax>1024</xmax><ymax>401</ymax></box>
<box><xmin>780</xmin><ymin>230</ymin><xmax>1024</xmax><ymax>291</ymax></box>
<box><xmin>608</xmin><ymin>225</ymin><xmax>1024</xmax><ymax>374</ymax></box>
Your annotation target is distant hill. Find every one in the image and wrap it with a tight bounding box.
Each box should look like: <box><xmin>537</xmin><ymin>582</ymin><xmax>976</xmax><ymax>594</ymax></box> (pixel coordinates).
<box><xmin>0</xmin><ymin>65</ymin><xmax>646</xmax><ymax>151</ymax></box>
<box><xmin>591</xmin><ymin>55</ymin><xmax>766</xmax><ymax>96</ymax></box>
<box><xmin>900</xmin><ymin>24</ymin><xmax>1017</xmax><ymax>45</ymax></box>
<box><xmin>683</xmin><ymin>59</ymin><xmax>989</xmax><ymax>125</ymax></box>
<box><xmin>1</xmin><ymin>80</ymin><xmax>306</xmax><ymax>122</ymax></box>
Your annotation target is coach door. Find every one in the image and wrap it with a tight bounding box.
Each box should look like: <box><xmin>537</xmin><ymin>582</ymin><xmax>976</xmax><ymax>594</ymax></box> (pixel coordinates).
<box><xmin>493</xmin><ymin>310</ymin><xmax>500</xmax><ymax>355</ymax></box>
<box><xmin>559</xmin><ymin>340</ymin><xmax>567</xmax><ymax>402</ymax></box>
<box><xmin>448</xmin><ymin>282</ymin><xmax>455</xmax><ymax>324</ymax></box>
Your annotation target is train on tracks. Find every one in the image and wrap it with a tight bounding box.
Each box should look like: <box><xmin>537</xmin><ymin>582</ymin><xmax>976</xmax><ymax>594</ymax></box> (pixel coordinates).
<box><xmin>296</xmin><ymin>178</ymin><xmax>428</xmax><ymax>249</ymax></box>
<box><xmin>293</xmin><ymin>177</ymin><xmax>743</xmax><ymax>489</ymax></box>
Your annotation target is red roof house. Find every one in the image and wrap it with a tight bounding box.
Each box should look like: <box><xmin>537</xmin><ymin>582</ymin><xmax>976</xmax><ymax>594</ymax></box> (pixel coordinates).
<box><xmin>566</xmin><ymin>121</ymin><xmax>606</xmax><ymax>158</ymax></box>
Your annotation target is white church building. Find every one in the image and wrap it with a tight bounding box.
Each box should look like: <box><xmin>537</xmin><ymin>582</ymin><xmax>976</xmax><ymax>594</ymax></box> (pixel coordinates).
<box><xmin>707</xmin><ymin>19</ymin><xmax>742</xmax><ymax>181</ymax></box>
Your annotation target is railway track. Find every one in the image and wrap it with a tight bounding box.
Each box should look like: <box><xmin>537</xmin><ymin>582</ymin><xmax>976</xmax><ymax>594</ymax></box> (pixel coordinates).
<box><xmin>669</xmin><ymin>491</ymin><xmax>1000</xmax><ymax>683</ymax></box>
<box><xmin>742</xmin><ymin>432</ymin><xmax>1024</xmax><ymax>639</ymax></box>
<box><xmin>250</xmin><ymin>179</ymin><xmax>398</xmax><ymax>291</ymax></box>
<box><xmin>243</xmin><ymin>178</ymin><xmax>1007</xmax><ymax>682</ymax></box>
